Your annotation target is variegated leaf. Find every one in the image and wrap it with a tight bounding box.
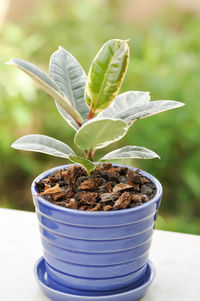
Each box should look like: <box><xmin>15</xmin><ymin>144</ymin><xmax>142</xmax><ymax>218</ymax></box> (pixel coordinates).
<box><xmin>97</xmin><ymin>91</ymin><xmax>150</xmax><ymax>119</ymax></box>
<box><xmin>55</xmin><ymin>102</ymin><xmax>79</xmax><ymax>130</ymax></box>
<box><xmin>85</xmin><ymin>39</ymin><xmax>130</xmax><ymax>114</ymax></box>
<box><xmin>100</xmin><ymin>146</ymin><xmax>160</xmax><ymax>164</ymax></box>
<box><xmin>74</xmin><ymin>118</ymin><xmax>128</xmax><ymax>151</ymax></box>
<box><xmin>49</xmin><ymin>46</ymin><xmax>89</xmax><ymax>121</ymax></box>
<box><xmin>117</xmin><ymin>100</ymin><xmax>185</xmax><ymax>123</ymax></box>
<box><xmin>11</xmin><ymin>134</ymin><xmax>75</xmax><ymax>159</ymax></box>
<box><xmin>7</xmin><ymin>58</ymin><xmax>83</xmax><ymax>125</ymax></box>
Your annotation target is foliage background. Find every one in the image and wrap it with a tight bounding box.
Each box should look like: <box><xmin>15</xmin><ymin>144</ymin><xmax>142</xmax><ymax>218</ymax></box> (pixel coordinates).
<box><xmin>0</xmin><ymin>0</ymin><xmax>199</xmax><ymax>234</ymax></box>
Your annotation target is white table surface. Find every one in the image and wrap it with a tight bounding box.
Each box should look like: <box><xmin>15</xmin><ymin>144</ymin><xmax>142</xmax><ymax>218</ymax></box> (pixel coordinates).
<box><xmin>0</xmin><ymin>208</ymin><xmax>199</xmax><ymax>301</ymax></box>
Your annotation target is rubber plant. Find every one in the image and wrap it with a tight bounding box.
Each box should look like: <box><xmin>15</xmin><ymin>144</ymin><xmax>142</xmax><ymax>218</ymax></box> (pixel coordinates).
<box><xmin>8</xmin><ymin>39</ymin><xmax>184</xmax><ymax>174</ymax></box>
<box><xmin>7</xmin><ymin>40</ymin><xmax>185</xmax><ymax>299</ymax></box>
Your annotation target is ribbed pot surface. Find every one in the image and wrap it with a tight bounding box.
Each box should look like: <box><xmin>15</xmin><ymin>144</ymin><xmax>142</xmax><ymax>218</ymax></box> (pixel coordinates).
<box><xmin>32</xmin><ymin>164</ymin><xmax>162</xmax><ymax>292</ymax></box>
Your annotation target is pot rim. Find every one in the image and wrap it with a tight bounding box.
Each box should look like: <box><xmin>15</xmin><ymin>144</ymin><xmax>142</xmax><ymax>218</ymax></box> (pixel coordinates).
<box><xmin>32</xmin><ymin>164</ymin><xmax>162</xmax><ymax>216</ymax></box>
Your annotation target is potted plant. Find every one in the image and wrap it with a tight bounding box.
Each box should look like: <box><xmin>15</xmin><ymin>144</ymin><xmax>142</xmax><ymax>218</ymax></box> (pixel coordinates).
<box><xmin>8</xmin><ymin>39</ymin><xmax>184</xmax><ymax>301</ymax></box>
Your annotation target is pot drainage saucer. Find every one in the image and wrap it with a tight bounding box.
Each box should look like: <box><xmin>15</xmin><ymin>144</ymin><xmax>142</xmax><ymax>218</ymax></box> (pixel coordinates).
<box><xmin>34</xmin><ymin>257</ymin><xmax>156</xmax><ymax>301</ymax></box>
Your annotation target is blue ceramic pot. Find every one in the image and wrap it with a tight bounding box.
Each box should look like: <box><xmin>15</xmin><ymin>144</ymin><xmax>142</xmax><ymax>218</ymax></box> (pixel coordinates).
<box><xmin>32</xmin><ymin>164</ymin><xmax>162</xmax><ymax>292</ymax></box>
<box><xmin>46</xmin><ymin>261</ymin><xmax>147</xmax><ymax>291</ymax></box>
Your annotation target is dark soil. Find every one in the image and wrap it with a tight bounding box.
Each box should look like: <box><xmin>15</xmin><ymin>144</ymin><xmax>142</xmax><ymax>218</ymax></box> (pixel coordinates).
<box><xmin>36</xmin><ymin>164</ymin><xmax>156</xmax><ymax>211</ymax></box>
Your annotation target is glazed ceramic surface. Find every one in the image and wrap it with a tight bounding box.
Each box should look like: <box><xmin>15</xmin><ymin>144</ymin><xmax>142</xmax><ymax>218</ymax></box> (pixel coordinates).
<box><xmin>46</xmin><ymin>261</ymin><xmax>147</xmax><ymax>291</ymax></box>
<box><xmin>32</xmin><ymin>164</ymin><xmax>162</xmax><ymax>291</ymax></box>
<box><xmin>34</xmin><ymin>257</ymin><xmax>156</xmax><ymax>301</ymax></box>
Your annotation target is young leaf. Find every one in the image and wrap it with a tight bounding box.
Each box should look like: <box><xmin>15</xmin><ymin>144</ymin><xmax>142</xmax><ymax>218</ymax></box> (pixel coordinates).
<box><xmin>97</xmin><ymin>91</ymin><xmax>150</xmax><ymax>119</ymax></box>
<box><xmin>11</xmin><ymin>134</ymin><xmax>75</xmax><ymax>159</ymax></box>
<box><xmin>100</xmin><ymin>146</ymin><xmax>160</xmax><ymax>164</ymax></box>
<box><xmin>7</xmin><ymin>58</ymin><xmax>83</xmax><ymax>125</ymax></box>
<box><xmin>49</xmin><ymin>46</ymin><xmax>89</xmax><ymax>121</ymax></box>
<box><xmin>69</xmin><ymin>155</ymin><xmax>96</xmax><ymax>174</ymax></box>
<box><xmin>85</xmin><ymin>39</ymin><xmax>130</xmax><ymax>114</ymax></box>
<box><xmin>74</xmin><ymin>118</ymin><xmax>128</xmax><ymax>151</ymax></box>
<box><xmin>115</xmin><ymin>100</ymin><xmax>185</xmax><ymax>123</ymax></box>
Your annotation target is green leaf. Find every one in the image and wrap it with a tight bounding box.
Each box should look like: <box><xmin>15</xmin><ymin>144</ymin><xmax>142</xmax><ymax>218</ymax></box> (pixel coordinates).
<box><xmin>7</xmin><ymin>58</ymin><xmax>83</xmax><ymax>125</ymax></box>
<box><xmin>115</xmin><ymin>100</ymin><xmax>185</xmax><ymax>123</ymax></box>
<box><xmin>49</xmin><ymin>46</ymin><xmax>89</xmax><ymax>121</ymax></box>
<box><xmin>11</xmin><ymin>134</ymin><xmax>75</xmax><ymax>159</ymax></box>
<box><xmin>74</xmin><ymin>118</ymin><xmax>128</xmax><ymax>151</ymax></box>
<box><xmin>97</xmin><ymin>91</ymin><xmax>150</xmax><ymax>119</ymax></box>
<box><xmin>85</xmin><ymin>39</ymin><xmax>130</xmax><ymax>114</ymax></box>
<box><xmin>69</xmin><ymin>155</ymin><xmax>96</xmax><ymax>174</ymax></box>
<box><xmin>100</xmin><ymin>146</ymin><xmax>160</xmax><ymax>164</ymax></box>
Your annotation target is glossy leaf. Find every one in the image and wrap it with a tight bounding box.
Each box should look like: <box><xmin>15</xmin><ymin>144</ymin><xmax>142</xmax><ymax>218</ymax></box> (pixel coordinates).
<box><xmin>85</xmin><ymin>39</ymin><xmax>130</xmax><ymax>114</ymax></box>
<box><xmin>7</xmin><ymin>58</ymin><xmax>83</xmax><ymax>124</ymax></box>
<box><xmin>11</xmin><ymin>134</ymin><xmax>75</xmax><ymax>159</ymax></box>
<box><xmin>74</xmin><ymin>118</ymin><xmax>128</xmax><ymax>151</ymax></box>
<box><xmin>49</xmin><ymin>46</ymin><xmax>89</xmax><ymax>121</ymax></box>
<box><xmin>69</xmin><ymin>155</ymin><xmax>96</xmax><ymax>174</ymax></box>
<box><xmin>116</xmin><ymin>100</ymin><xmax>185</xmax><ymax>123</ymax></box>
<box><xmin>100</xmin><ymin>146</ymin><xmax>160</xmax><ymax>164</ymax></box>
<box><xmin>97</xmin><ymin>91</ymin><xmax>150</xmax><ymax>119</ymax></box>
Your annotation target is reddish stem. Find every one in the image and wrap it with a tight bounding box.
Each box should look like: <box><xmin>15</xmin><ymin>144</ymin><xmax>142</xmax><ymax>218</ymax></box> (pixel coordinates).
<box><xmin>77</xmin><ymin>121</ymin><xmax>82</xmax><ymax>127</ymax></box>
<box><xmin>88</xmin><ymin>109</ymin><xmax>95</xmax><ymax>120</ymax></box>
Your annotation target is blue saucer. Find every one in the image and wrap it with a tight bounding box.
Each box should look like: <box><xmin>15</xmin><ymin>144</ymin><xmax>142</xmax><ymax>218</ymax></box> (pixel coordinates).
<box><xmin>34</xmin><ymin>257</ymin><xmax>156</xmax><ymax>301</ymax></box>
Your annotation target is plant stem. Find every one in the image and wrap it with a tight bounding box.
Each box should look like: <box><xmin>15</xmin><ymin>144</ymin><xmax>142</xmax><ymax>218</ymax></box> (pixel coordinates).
<box><xmin>88</xmin><ymin>110</ymin><xmax>95</xmax><ymax>120</ymax></box>
<box><xmin>77</xmin><ymin>121</ymin><xmax>82</xmax><ymax>127</ymax></box>
<box><xmin>91</xmin><ymin>150</ymin><xmax>96</xmax><ymax>161</ymax></box>
<box><xmin>86</xmin><ymin>150</ymin><xmax>93</xmax><ymax>161</ymax></box>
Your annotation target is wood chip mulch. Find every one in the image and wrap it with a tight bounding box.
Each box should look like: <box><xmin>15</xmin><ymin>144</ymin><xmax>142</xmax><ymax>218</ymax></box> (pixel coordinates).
<box><xmin>36</xmin><ymin>164</ymin><xmax>156</xmax><ymax>211</ymax></box>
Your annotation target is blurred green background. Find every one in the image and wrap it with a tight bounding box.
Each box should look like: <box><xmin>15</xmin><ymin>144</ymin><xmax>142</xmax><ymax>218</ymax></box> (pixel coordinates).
<box><xmin>0</xmin><ymin>0</ymin><xmax>200</xmax><ymax>234</ymax></box>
